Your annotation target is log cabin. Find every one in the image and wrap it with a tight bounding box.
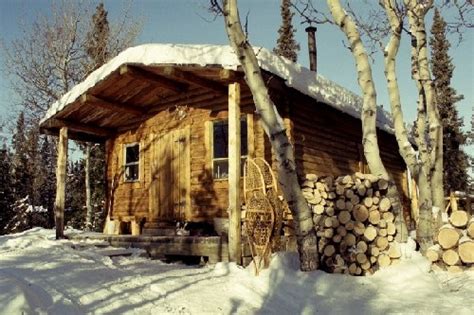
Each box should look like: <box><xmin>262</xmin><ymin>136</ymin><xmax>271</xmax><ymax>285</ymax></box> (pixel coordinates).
<box><xmin>40</xmin><ymin>44</ymin><xmax>412</xmax><ymax>261</ymax></box>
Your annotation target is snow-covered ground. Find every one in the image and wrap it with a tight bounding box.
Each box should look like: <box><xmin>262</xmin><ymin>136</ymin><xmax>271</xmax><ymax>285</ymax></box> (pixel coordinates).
<box><xmin>0</xmin><ymin>228</ymin><xmax>472</xmax><ymax>314</ymax></box>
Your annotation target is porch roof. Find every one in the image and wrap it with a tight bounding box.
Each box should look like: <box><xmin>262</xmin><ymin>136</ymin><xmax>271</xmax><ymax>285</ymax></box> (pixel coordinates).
<box><xmin>39</xmin><ymin>43</ymin><xmax>393</xmax><ymax>141</ymax></box>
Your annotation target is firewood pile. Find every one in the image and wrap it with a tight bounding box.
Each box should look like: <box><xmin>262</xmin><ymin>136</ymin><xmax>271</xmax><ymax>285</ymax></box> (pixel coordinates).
<box><xmin>426</xmin><ymin>210</ymin><xmax>474</xmax><ymax>272</ymax></box>
<box><xmin>301</xmin><ymin>172</ymin><xmax>401</xmax><ymax>276</ymax></box>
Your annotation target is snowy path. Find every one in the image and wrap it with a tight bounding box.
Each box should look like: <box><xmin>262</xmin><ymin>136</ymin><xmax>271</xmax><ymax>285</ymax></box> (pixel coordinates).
<box><xmin>0</xmin><ymin>228</ymin><xmax>473</xmax><ymax>314</ymax></box>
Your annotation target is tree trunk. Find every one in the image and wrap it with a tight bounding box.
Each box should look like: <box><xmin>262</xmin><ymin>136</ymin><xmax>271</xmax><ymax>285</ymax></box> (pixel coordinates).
<box><xmin>85</xmin><ymin>143</ymin><xmax>92</xmax><ymax>230</ymax></box>
<box><xmin>327</xmin><ymin>0</ymin><xmax>407</xmax><ymax>241</ymax></box>
<box><xmin>223</xmin><ymin>0</ymin><xmax>318</xmax><ymax>271</ymax></box>
<box><xmin>381</xmin><ymin>0</ymin><xmax>423</xmax><ymax>244</ymax></box>
<box><xmin>405</xmin><ymin>0</ymin><xmax>443</xmax><ymax>233</ymax></box>
<box><xmin>415</xmin><ymin>170</ymin><xmax>434</xmax><ymax>252</ymax></box>
<box><xmin>54</xmin><ymin>127</ymin><xmax>68</xmax><ymax>239</ymax></box>
<box><xmin>228</xmin><ymin>82</ymin><xmax>242</xmax><ymax>263</ymax></box>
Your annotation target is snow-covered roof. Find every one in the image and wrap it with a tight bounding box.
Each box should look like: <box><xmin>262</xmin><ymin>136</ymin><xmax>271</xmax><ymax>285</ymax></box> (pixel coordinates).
<box><xmin>40</xmin><ymin>43</ymin><xmax>393</xmax><ymax>133</ymax></box>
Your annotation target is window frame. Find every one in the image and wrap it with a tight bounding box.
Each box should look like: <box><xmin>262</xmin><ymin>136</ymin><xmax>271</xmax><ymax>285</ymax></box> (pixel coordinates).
<box><xmin>211</xmin><ymin>117</ymin><xmax>248</xmax><ymax>181</ymax></box>
<box><xmin>123</xmin><ymin>142</ymin><xmax>140</xmax><ymax>183</ymax></box>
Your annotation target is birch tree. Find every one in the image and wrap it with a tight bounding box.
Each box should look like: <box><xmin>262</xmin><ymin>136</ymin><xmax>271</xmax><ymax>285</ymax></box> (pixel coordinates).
<box><xmin>371</xmin><ymin>0</ymin><xmax>438</xmax><ymax>251</ymax></box>
<box><xmin>322</xmin><ymin>0</ymin><xmax>472</xmax><ymax>251</ymax></box>
<box><xmin>327</xmin><ymin>0</ymin><xmax>409</xmax><ymax>243</ymax></box>
<box><xmin>213</xmin><ymin>0</ymin><xmax>319</xmax><ymax>271</ymax></box>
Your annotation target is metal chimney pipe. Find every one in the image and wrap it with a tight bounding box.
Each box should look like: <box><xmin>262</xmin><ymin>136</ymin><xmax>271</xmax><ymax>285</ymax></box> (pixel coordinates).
<box><xmin>305</xmin><ymin>26</ymin><xmax>317</xmax><ymax>73</ymax></box>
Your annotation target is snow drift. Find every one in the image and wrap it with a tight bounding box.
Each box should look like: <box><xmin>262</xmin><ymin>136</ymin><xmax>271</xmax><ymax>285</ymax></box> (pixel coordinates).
<box><xmin>0</xmin><ymin>228</ymin><xmax>473</xmax><ymax>314</ymax></box>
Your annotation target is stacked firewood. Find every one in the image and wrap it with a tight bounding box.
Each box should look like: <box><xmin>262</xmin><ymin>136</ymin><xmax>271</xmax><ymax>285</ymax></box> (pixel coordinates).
<box><xmin>301</xmin><ymin>172</ymin><xmax>401</xmax><ymax>276</ymax></box>
<box><xmin>426</xmin><ymin>211</ymin><xmax>474</xmax><ymax>272</ymax></box>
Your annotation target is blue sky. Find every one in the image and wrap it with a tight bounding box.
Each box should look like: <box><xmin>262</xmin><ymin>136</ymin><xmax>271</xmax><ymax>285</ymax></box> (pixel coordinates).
<box><xmin>0</xmin><ymin>0</ymin><xmax>472</xmax><ymax>141</ymax></box>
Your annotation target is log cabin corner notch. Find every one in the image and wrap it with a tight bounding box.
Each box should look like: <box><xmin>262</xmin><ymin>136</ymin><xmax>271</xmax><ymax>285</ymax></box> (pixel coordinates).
<box><xmin>40</xmin><ymin>44</ymin><xmax>411</xmax><ymax>261</ymax></box>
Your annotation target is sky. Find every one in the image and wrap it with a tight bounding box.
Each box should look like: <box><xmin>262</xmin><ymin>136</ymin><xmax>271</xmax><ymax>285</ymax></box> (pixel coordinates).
<box><xmin>0</xmin><ymin>0</ymin><xmax>472</xmax><ymax>145</ymax></box>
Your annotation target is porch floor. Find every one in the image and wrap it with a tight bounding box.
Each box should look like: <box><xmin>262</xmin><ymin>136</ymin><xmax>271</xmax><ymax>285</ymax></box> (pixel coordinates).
<box><xmin>67</xmin><ymin>233</ymin><xmax>229</xmax><ymax>263</ymax></box>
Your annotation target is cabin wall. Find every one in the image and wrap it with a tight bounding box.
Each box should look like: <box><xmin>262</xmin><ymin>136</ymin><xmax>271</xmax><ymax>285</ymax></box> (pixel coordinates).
<box><xmin>106</xmin><ymin>81</ymin><xmax>410</xmax><ymax>225</ymax></box>
<box><xmin>285</xmin><ymin>92</ymin><xmax>410</xmax><ymax>206</ymax></box>
<box><xmin>106</xmin><ymin>89</ymin><xmax>263</xmax><ymax>223</ymax></box>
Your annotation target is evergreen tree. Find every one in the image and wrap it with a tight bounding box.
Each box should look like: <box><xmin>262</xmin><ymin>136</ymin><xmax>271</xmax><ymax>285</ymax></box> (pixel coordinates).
<box><xmin>430</xmin><ymin>8</ymin><xmax>469</xmax><ymax>194</ymax></box>
<box><xmin>37</xmin><ymin>136</ymin><xmax>57</xmax><ymax>227</ymax></box>
<box><xmin>66</xmin><ymin>160</ymin><xmax>86</xmax><ymax>228</ymax></box>
<box><xmin>11</xmin><ymin>112</ymin><xmax>32</xmax><ymax>200</ymax></box>
<box><xmin>0</xmin><ymin>144</ymin><xmax>14</xmax><ymax>234</ymax></box>
<box><xmin>86</xmin><ymin>2</ymin><xmax>110</xmax><ymax>72</ymax></box>
<box><xmin>274</xmin><ymin>0</ymin><xmax>300</xmax><ymax>62</ymax></box>
<box><xmin>81</xmin><ymin>2</ymin><xmax>110</xmax><ymax>230</ymax></box>
<box><xmin>89</xmin><ymin>144</ymin><xmax>106</xmax><ymax>231</ymax></box>
<box><xmin>26</xmin><ymin>124</ymin><xmax>41</xmax><ymax>206</ymax></box>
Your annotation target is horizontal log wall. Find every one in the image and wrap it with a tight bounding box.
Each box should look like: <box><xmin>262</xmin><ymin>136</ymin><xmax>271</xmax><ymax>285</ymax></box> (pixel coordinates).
<box><xmin>106</xmin><ymin>80</ymin><xmax>410</xmax><ymax>224</ymax></box>
<box><xmin>106</xmin><ymin>87</ymin><xmax>261</xmax><ymax>223</ymax></box>
<box><xmin>281</xmin><ymin>90</ymin><xmax>409</xmax><ymax>205</ymax></box>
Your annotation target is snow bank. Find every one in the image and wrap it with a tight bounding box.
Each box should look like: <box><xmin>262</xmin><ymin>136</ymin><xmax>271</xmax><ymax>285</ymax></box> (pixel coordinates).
<box><xmin>1</xmin><ymin>228</ymin><xmax>473</xmax><ymax>314</ymax></box>
<box><xmin>40</xmin><ymin>43</ymin><xmax>393</xmax><ymax>133</ymax></box>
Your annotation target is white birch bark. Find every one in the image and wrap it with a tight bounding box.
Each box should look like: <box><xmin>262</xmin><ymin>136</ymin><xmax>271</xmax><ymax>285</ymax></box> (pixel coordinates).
<box><xmin>328</xmin><ymin>0</ymin><xmax>408</xmax><ymax>242</ymax></box>
<box><xmin>223</xmin><ymin>0</ymin><xmax>318</xmax><ymax>271</ymax></box>
<box><xmin>406</xmin><ymin>0</ymin><xmax>444</xmax><ymax>215</ymax></box>
<box><xmin>405</xmin><ymin>0</ymin><xmax>443</xmax><ymax>243</ymax></box>
<box><xmin>382</xmin><ymin>0</ymin><xmax>434</xmax><ymax>251</ymax></box>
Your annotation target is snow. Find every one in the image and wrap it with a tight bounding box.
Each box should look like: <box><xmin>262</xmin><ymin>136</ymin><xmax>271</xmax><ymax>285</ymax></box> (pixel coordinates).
<box><xmin>40</xmin><ymin>43</ymin><xmax>394</xmax><ymax>133</ymax></box>
<box><xmin>1</xmin><ymin>228</ymin><xmax>473</xmax><ymax>314</ymax></box>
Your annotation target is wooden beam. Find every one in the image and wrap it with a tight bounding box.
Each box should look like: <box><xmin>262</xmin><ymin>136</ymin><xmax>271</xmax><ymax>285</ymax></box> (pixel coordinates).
<box><xmin>50</xmin><ymin>118</ymin><xmax>114</xmax><ymax>138</ymax></box>
<box><xmin>161</xmin><ymin>66</ymin><xmax>227</xmax><ymax>94</ymax></box>
<box><xmin>228</xmin><ymin>82</ymin><xmax>241</xmax><ymax>263</ymax></box>
<box><xmin>120</xmin><ymin>65</ymin><xmax>188</xmax><ymax>93</ymax></box>
<box><xmin>81</xmin><ymin>94</ymin><xmax>145</xmax><ymax>116</ymax></box>
<box><xmin>220</xmin><ymin>69</ymin><xmax>242</xmax><ymax>81</ymax></box>
<box><xmin>54</xmin><ymin>127</ymin><xmax>68</xmax><ymax>239</ymax></box>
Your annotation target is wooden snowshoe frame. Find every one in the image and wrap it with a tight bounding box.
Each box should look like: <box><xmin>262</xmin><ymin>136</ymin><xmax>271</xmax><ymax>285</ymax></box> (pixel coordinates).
<box><xmin>243</xmin><ymin>158</ymin><xmax>283</xmax><ymax>275</ymax></box>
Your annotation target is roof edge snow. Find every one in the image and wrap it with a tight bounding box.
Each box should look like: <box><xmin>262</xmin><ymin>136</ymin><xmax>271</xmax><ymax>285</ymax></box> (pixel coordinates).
<box><xmin>40</xmin><ymin>43</ymin><xmax>394</xmax><ymax>133</ymax></box>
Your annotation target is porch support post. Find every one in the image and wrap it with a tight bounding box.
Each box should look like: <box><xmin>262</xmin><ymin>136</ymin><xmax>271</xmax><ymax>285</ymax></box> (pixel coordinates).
<box><xmin>228</xmin><ymin>82</ymin><xmax>241</xmax><ymax>263</ymax></box>
<box><xmin>54</xmin><ymin>127</ymin><xmax>68</xmax><ymax>239</ymax></box>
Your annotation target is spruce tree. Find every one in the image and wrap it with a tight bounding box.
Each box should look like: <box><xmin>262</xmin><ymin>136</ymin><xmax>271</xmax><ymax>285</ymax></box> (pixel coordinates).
<box><xmin>38</xmin><ymin>136</ymin><xmax>57</xmax><ymax>227</ymax></box>
<box><xmin>86</xmin><ymin>2</ymin><xmax>110</xmax><ymax>72</ymax></box>
<box><xmin>81</xmin><ymin>2</ymin><xmax>109</xmax><ymax>230</ymax></box>
<box><xmin>11</xmin><ymin>112</ymin><xmax>32</xmax><ymax>200</ymax></box>
<box><xmin>0</xmin><ymin>144</ymin><xmax>14</xmax><ymax>234</ymax></box>
<box><xmin>66</xmin><ymin>160</ymin><xmax>86</xmax><ymax>228</ymax></box>
<box><xmin>430</xmin><ymin>8</ymin><xmax>469</xmax><ymax>194</ymax></box>
<box><xmin>26</xmin><ymin>124</ymin><xmax>41</xmax><ymax>206</ymax></box>
<box><xmin>274</xmin><ymin>0</ymin><xmax>300</xmax><ymax>62</ymax></box>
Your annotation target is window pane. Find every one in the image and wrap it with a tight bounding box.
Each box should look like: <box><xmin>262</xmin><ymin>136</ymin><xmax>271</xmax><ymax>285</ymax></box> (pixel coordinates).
<box><xmin>125</xmin><ymin>164</ymin><xmax>139</xmax><ymax>181</ymax></box>
<box><xmin>241</xmin><ymin>119</ymin><xmax>247</xmax><ymax>155</ymax></box>
<box><xmin>213</xmin><ymin>159</ymin><xmax>229</xmax><ymax>179</ymax></box>
<box><xmin>213</xmin><ymin>158</ymin><xmax>248</xmax><ymax>179</ymax></box>
<box><xmin>213</xmin><ymin>121</ymin><xmax>228</xmax><ymax>158</ymax></box>
<box><xmin>126</xmin><ymin>144</ymin><xmax>139</xmax><ymax>164</ymax></box>
<box><xmin>213</xmin><ymin>119</ymin><xmax>247</xmax><ymax>158</ymax></box>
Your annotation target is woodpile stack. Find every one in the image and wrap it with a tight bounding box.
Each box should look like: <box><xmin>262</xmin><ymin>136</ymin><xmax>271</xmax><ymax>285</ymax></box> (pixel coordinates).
<box><xmin>301</xmin><ymin>172</ymin><xmax>401</xmax><ymax>276</ymax></box>
<box><xmin>426</xmin><ymin>211</ymin><xmax>473</xmax><ymax>272</ymax></box>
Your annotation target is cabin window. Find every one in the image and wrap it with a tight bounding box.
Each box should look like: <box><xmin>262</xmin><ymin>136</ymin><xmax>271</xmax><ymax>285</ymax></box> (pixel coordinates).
<box><xmin>124</xmin><ymin>143</ymin><xmax>140</xmax><ymax>182</ymax></box>
<box><xmin>212</xmin><ymin>118</ymin><xmax>248</xmax><ymax>179</ymax></box>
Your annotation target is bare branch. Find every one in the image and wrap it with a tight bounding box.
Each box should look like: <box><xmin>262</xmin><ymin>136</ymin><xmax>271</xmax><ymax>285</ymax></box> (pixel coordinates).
<box><xmin>0</xmin><ymin>0</ymin><xmax>142</xmax><ymax>121</ymax></box>
<box><xmin>291</xmin><ymin>0</ymin><xmax>334</xmax><ymax>25</ymax></box>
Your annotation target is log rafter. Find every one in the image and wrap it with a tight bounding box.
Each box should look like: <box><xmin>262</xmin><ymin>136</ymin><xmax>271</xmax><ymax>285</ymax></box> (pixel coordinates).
<box><xmin>120</xmin><ymin>65</ymin><xmax>189</xmax><ymax>93</ymax></box>
<box><xmin>158</xmin><ymin>66</ymin><xmax>228</xmax><ymax>94</ymax></box>
<box><xmin>49</xmin><ymin>118</ymin><xmax>115</xmax><ymax>138</ymax></box>
<box><xmin>81</xmin><ymin>94</ymin><xmax>146</xmax><ymax>116</ymax></box>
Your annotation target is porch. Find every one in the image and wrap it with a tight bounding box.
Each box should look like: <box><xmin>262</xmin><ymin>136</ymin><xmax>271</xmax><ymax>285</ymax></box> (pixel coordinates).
<box><xmin>67</xmin><ymin>232</ymin><xmax>229</xmax><ymax>264</ymax></box>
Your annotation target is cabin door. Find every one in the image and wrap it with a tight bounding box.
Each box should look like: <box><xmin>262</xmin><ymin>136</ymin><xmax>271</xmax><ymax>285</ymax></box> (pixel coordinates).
<box><xmin>149</xmin><ymin>127</ymin><xmax>190</xmax><ymax>223</ymax></box>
